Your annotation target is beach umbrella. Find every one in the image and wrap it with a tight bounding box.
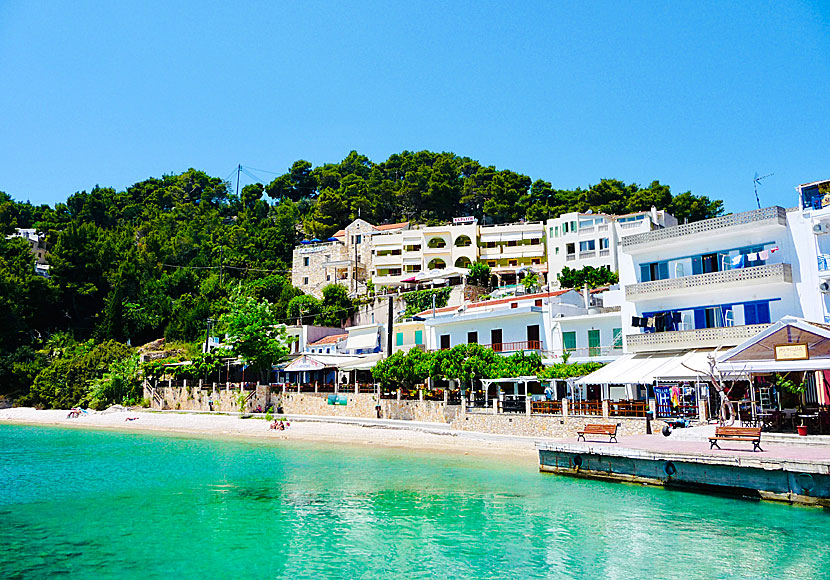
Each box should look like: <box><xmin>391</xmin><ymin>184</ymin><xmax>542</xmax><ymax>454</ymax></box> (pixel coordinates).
<box><xmin>327</xmin><ymin>237</ymin><xmax>338</xmax><ymax>241</ymax></box>
<box><xmin>300</xmin><ymin>240</ymin><xmax>311</xmax><ymax>245</ymax></box>
<box><xmin>310</xmin><ymin>238</ymin><xmax>321</xmax><ymax>243</ymax></box>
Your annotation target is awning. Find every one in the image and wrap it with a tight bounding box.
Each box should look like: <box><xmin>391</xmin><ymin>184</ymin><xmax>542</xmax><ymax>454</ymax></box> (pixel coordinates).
<box><xmin>480</xmin><ymin>233</ymin><xmax>501</xmax><ymax>242</ymax></box>
<box><xmin>500</xmin><ymin>232</ymin><xmax>524</xmax><ymax>241</ymax></box>
<box><xmin>574</xmin><ymin>353</ymin><xmax>683</xmax><ymax>385</ymax></box>
<box><xmin>522</xmin><ymin>231</ymin><xmax>543</xmax><ymax>240</ymax></box>
<box><xmin>653</xmin><ymin>351</ymin><xmax>715</xmax><ymax>381</ymax></box>
<box><xmin>346</xmin><ymin>332</ymin><xmax>379</xmax><ymax>351</ymax></box>
<box><xmin>339</xmin><ymin>354</ymin><xmax>384</xmax><ymax>371</ymax></box>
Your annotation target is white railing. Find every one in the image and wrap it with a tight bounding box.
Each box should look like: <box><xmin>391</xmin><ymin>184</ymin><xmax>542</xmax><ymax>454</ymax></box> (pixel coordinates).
<box><xmin>626</xmin><ymin>324</ymin><xmax>771</xmax><ymax>353</ymax></box>
<box><xmin>597</xmin><ymin>224</ymin><xmax>609</xmax><ymax>232</ymax></box>
<box><xmin>622</xmin><ymin>206</ymin><xmax>787</xmax><ymax>248</ymax></box>
<box><xmin>579</xmin><ymin>226</ymin><xmax>595</xmax><ymax>234</ymax></box>
<box><xmin>579</xmin><ymin>251</ymin><xmax>596</xmax><ymax>259</ymax></box>
<box><xmin>625</xmin><ymin>263</ymin><xmax>792</xmax><ymax>300</ymax></box>
<box><xmin>599</xmin><ymin>249</ymin><xmax>610</xmax><ymax>257</ymax></box>
<box><xmin>565</xmin><ymin>254</ymin><xmax>576</xmax><ymax>262</ymax></box>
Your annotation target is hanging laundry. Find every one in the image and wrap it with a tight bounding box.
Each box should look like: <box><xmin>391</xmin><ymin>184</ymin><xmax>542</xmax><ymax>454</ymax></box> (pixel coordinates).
<box><xmin>746</xmin><ymin>252</ymin><xmax>758</xmax><ymax>261</ymax></box>
<box><xmin>730</xmin><ymin>254</ymin><xmax>744</xmax><ymax>268</ymax></box>
<box><xmin>770</xmin><ymin>246</ymin><xmax>779</xmax><ymax>253</ymax></box>
<box><xmin>758</xmin><ymin>250</ymin><xmax>769</xmax><ymax>261</ymax></box>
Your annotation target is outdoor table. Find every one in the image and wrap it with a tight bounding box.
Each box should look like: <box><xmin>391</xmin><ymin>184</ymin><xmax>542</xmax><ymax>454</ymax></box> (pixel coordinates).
<box><xmin>798</xmin><ymin>414</ymin><xmax>820</xmax><ymax>433</ymax></box>
<box><xmin>757</xmin><ymin>413</ymin><xmax>776</xmax><ymax>432</ymax></box>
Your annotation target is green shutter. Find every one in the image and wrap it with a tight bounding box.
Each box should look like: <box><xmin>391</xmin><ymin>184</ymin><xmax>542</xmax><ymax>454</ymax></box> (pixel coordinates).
<box><xmin>612</xmin><ymin>328</ymin><xmax>622</xmax><ymax>349</ymax></box>
<box><xmin>396</xmin><ymin>332</ymin><xmax>403</xmax><ymax>346</ymax></box>
<box><xmin>563</xmin><ymin>331</ymin><xmax>576</xmax><ymax>352</ymax></box>
<box><xmin>588</xmin><ymin>330</ymin><xmax>600</xmax><ymax>357</ymax></box>
<box><xmin>415</xmin><ymin>330</ymin><xmax>423</xmax><ymax>345</ymax></box>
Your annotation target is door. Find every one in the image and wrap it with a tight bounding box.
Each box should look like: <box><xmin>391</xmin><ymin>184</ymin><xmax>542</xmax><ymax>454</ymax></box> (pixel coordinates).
<box><xmin>467</xmin><ymin>331</ymin><xmax>478</xmax><ymax>344</ymax></box>
<box><xmin>588</xmin><ymin>329</ymin><xmax>600</xmax><ymax>357</ymax></box>
<box><xmin>702</xmin><ymin>253</ymin><xmax>719</xmax><ymax>273</ymax></box>
<box><xmin>440</xmin><ymin>334</ymin><xmax>450</xmax><ymax>350</ymax></box>
<box><xmin>526</xmin><ymin>325</ymin><xmax>540</xmax><ymax>349</ymax></box>
<box><xmin>491</xmin><ymin>329</ymin><xmax>503</xmax><ymax>352</ymax></box>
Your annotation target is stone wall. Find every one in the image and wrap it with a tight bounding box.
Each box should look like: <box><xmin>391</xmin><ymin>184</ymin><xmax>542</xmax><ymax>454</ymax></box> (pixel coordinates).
<box><xmin>144</xmin><ymin>384</ymin><xmax>647</xmax><ymax>437</ymax></box>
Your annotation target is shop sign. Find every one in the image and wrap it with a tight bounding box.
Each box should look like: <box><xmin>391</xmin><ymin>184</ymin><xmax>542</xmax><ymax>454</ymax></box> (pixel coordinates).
<box><xmin>774</xmin><ymin>343</ymin><xmax>809</xmax><ymax>361</ymax></box>
<box><xmin>452</xmin><ymin>216</ymin><xmax>476</xmax><ymax>225</ymax></box>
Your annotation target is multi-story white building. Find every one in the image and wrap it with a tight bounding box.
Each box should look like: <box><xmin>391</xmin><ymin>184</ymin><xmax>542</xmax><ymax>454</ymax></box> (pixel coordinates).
<box><xmin>796</xmin><ymin>178</ymin><xmax>830</xmax><ymax>323</ymax></box>
<box><xmin>477</xmin><ymin>220</ymin><xmax>547</xmax><ymax>286</ymax></box>
<box><xmin>546</xmin><ymin>208</ymin><xmax>677</xmax><ymax>287</ymax></box>
<box><xmin>618</xmin><ymin>205</ymin><xmax>813</xmax><ymax>355</ymax></box>
<box><xmin>370</xmin><ymin>222</ymin><xmax>478</xmax><ymax>290</ymax></box>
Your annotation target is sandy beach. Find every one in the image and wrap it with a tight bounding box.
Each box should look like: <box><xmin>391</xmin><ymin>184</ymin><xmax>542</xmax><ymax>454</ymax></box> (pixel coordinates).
<box><xmin>0</xmin><ymin>407</ymin><xmax>542</xmax><ymax>464</ymax></box>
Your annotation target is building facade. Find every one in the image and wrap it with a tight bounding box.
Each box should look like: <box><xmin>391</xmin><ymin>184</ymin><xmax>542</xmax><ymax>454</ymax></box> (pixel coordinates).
<box><xmin>546</xmin><ymin>207</ymin><xmax>677</xmax><ymax>288</ymax></box>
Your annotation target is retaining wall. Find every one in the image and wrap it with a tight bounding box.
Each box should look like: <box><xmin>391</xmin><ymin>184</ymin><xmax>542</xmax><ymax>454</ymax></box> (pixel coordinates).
<box><xmin>144</xmin><ymin>384</ymin><xmax>647</xmax><ymax>436</ymax></box>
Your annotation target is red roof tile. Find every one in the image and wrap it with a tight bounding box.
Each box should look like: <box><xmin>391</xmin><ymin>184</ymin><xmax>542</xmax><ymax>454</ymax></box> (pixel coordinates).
<box><xmin>374</xmin><ymin>221</ymin><xmax>409</xmax><ymax>231</ymax></box>
<box><xmin>467</xmin><ymin>290</ymin><xmax>570</xmax><ymax>310</ymax></box>
<box><xmin>307</xmin><ymin>333</ymin><xmax>348</xmax><ymax>346</ymax></box>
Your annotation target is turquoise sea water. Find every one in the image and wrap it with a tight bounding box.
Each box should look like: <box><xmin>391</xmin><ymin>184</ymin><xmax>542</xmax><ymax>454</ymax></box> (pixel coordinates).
<box><xmin>1</xmin><ymin>424</ymin><xmax>828</xmax><ymax>580</ymax></box>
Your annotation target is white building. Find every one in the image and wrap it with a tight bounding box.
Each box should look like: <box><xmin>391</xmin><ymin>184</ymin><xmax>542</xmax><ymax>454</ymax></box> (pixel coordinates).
<box><xmin>796</xmin><ymin>178</ymin><xmax>830</xmax><ymax>323</ymax></box>
<box><xmin>618</xmin><ymin>205</ymin><xmax>811</xmax><ymax>355</ymax></box>
<box><xmin>546</xmin><ymin>208</ymin><xmax>677</xmax><ymax>288</ymax></box>
<box><xmin>421</xmin><ymin>290</ymin><xmax>580</xmax><ymax>352</ymax></box>
<box><xmin>477</xmin><ymin>220</ymin><xmax>547</xmax><ymax>287</ymax></box>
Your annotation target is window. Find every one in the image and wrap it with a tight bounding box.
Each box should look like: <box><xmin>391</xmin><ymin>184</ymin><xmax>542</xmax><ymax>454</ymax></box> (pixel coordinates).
<box><xmin>555</xmin><ymin>247</ymin><xmax>559</xmax><ymax>255</ymax></box>
<box><xmin>550</xmin><ymin>227</ymin><xmax>554</xmax><ymax>237</ymax></box>
<box><xmin>303</xmin><ymin>277</ymin><xmax>309</xmax><ymax>285</ymax></box>
<box><xmin>555</xmin><ymin>226</ymin><xmax>559</xmax><ymax>237</ymax></box>
<box><xmin>507</xmin><ymin>240</ymin><xmax>518</xmax><ymax>247</ymax></box>
<box><xmin>415</xmin><ymin>330</ymin><xmax>423</xmax><ymax>345</ymax></box>
<box><xmin>744</xmin><ymin>302</ymin><xmax>771</xmax><ymax>325</ymax></box>
<box><xmin>467</xmin><ymin>331</ymin><xmax>478</xmax><ymax>344</ymax></box>
<box><xmin>579</xmin><ymin>240</ymin><xmax>596</xmax><ymax>252</ymax></box>
<box><xmin>396</xmin><ymin>332</ymin><xmax>403</xmax><ymax>346</ymax></box>
<box><xmin>355</xmin><ymin>235</ymin><xmax>362</xmax><ymax>244</ymax></box>
<box><xmin>612</xmin><ymin>328</ymin><xmax>622</xmax><ymax>349</ymax></box>
<box><xmin>563</xmin><ymin>331</ymin><xmax>576</xmax><ymax>352</ymax></box>
<box><xmin>566</xmin><ymin>243</ymin><xmax>575</xmax><ymax>255</ymax></box>
<box><xmin>570</xmin><ymin>221</ymin><xmax>577</xmax><ymax>232</ymax></box>
<box><xmin>326</xmin><ymin>275</ymin><xmax>331</xmax><ymax>281</ymax></box>
<box><xmin>508</xmin><ymin>260</ymin><xmax>518</xmax><ymax>266</ymax></box>
<box><xmin>440</xmin><ymin>334</ymin><xmax>450</xmax><ymax>349</ymax></box>
<box><xmin>303</xmin><ymin>257</ymin><xmax>310</xmax><ymax>267</ymax></box>
<box><xmin>531</xmin><ymin>258</ymin><xmax>540</xmax><ymax>265</ymax></box>
<box><xmin>488</xmin><ymin>261</ymin><xmax>496</xmax><ymax>267</ymax></box>
<box><xmin>534</xmin><ymin>299</ymin><xmax>543</xmax><ymax>307</ymax></box>
<box><xmin>563</xmin><ymin>222</ymin><xmax>569</xmax><ymax>234</ymax></box>
<box><xmin>511</xmin><ymin>302</ymin><xmax>518</xmax><ymax>309</ymax></box>
<box><xmin>641</xmin><ymin>261</ymin><xmax>669</xmax><ymax>282</ymax></box>
<box><xmin>588</xmin><ymin>329</ymin><xmax>600</xmax><ymax>357</ymax></box>
<box><xmin>599</xmin><ymin>238</ymin><xmax>609</xmax><ymax>250</ymax></box>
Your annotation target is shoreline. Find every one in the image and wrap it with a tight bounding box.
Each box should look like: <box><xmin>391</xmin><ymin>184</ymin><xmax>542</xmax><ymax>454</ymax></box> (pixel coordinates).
<box><xmin>0</xmin><ymin>407</ymin><xmax>542</xmax><ymax>466</ymax></box>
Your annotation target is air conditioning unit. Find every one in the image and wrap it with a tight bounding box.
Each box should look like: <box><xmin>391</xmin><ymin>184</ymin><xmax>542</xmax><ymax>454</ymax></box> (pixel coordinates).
<box><xmin>813</xmin><ymin>222</ymin><xmax>828</xmax><ymax>235</ymax></box>
<box><xmin>820</xmin><ymin>281</ymin><xmax>830</xmax><ymax>294</ymax></box>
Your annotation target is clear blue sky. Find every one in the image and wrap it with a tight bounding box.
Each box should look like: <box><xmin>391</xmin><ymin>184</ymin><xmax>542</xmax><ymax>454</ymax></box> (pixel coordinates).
<box><xmin>1</xmin><ymin>1</ymin><xmax>828</xmax><ymax>213</ymax></box>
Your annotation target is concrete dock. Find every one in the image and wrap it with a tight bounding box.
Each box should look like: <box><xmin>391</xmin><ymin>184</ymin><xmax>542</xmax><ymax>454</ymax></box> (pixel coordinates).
<box><xmin>537</xmin><ymin>430</ymin><xmax>830</xmax><ymax>507</ymax></box>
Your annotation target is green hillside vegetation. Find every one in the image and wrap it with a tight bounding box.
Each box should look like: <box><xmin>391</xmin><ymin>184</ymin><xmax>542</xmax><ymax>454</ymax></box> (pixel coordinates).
<box><xmin>0</xmin><ymin>150</ymin><xmax>723</xmax><ymax>406</ymax></box>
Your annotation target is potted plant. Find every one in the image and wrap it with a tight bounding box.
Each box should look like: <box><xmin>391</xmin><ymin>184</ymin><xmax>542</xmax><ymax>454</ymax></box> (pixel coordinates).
<box><xmin>774</xmin><ymin>373</ymin><xmax>807</xmax><ymax>435</ymax></box>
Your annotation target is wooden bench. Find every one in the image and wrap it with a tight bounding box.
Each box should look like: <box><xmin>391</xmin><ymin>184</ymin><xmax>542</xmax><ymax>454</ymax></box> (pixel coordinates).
<box><xmin>709</xmin><ymin>426</ymin><xmax>763</xmax><ymax>452</ymax></box>
<box><xmin>576</xmin><ymin>423</ymin><xmax>618</xmax><ymax>443</ymax></box>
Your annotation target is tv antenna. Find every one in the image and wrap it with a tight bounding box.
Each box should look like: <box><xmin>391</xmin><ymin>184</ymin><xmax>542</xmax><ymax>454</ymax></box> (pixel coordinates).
<box><xmin>753</xmin><ymin>172</ymin><xmax>773</xmax><ymax>209</ymax></box>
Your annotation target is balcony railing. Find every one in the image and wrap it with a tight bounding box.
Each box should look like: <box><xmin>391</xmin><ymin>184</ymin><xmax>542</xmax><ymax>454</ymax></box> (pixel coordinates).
<box><xmin>486</xmin><ymin>340</ymin><xmax>542</xmax><ymax>352</ymax></box>
<box><xmin>565</xmin><ymin>253</ymin><xmax>576</xmax><ymax>262</ymax></box>
<box><xmin>599</xmin><ymin>249</ymin><xmax>610</xmax><ymax>257</ymax></box>
<box><xmin>531</xmin><ymin>401</ymin><xmax>562</xmax><ymax>415</ymax></box>
<box><xmin>621</xmin><ymin>206</ymin><xmax>787</xmax><ymax>249</ymax></box>
<box><xmin>626</xmin><ymin>323</ymin><xmax>771</xmax><ymax>353</ymax></box>
<box><xmin>563</xmin><ymin>346</ymin><xmax>624</xmax><ymax>359</ymax></box>
<box><xmin>570</xmin><ymin>400</ymin><xmax>603</xmax><ymax>416</ymax></box>
<box><xmin>579</xmin><ymin>251</ymin><xmax>596</xmax><ymax>259</ymax></box>
<box><xmin>625</xmin><ymin>263</ymin><xmax>792</xmax><ymax>300</ymax></box>
<box><xmin>597</xmin><ymin>224</ymin><xmax>609</xmax><ymax>232</ymax></box>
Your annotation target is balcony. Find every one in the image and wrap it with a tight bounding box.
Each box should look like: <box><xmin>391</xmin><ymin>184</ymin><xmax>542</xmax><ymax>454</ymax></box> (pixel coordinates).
<box><xmin>374</xmin><ymin>253</ymin><xmax>403</xmax><ymax>266</ymax></box>
<box><xmin>626</xmin><ymin>324</ymin><xmax>771</xmax><ymax>353</ymax></box>
<box><xmin>579</xmin><ymin>251</ymin><xmax>596</xmax><ymax>260</ymax></box>
<box><xmin>625</xmin><ymin>263</ymin><xmax>792</xmax><ymax>301</ymax></box>
<box><xmin>621</xmin><ymin>206</ymin><xmax>787</xmax><ymax>251</ymax></box>
<box><xmin>565</xmin><ymin>253</ymin><xmax>576</xmax><ymax>262</ymax></box>
<box><xmin>486</xmin><ymin>340</ymin><xmax>542</xmax><ymax>352</ymax></box>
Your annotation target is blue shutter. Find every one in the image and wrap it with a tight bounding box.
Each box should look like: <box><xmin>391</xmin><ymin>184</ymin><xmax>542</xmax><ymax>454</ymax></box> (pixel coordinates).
<box><xmin>757</xmin><ymin>302</ymin><xmax>771</xmax><ymax>324</ymax></box>
<box><xmin>658</xmin><ymin>262</ymin><xmax>669</xmax><ymax>280</ymax></box>
<box><xmin>692</xmin><ymin>256</ymin><xmax>702</xmax><ymax>275</ymax></box>
<box><xmin>640</xmin><ymin>264</ymin><xmax>651</xmax><ymax>283</ymax></box>
<box><xmin>694</xmin><ymin>308</ymin><xmax>706</xmax><ymax>330</ymax></box>
<box><xmin>744</xmin><ymin>303</ymin><xmax>757</xmax><ymax>325</ymax></box>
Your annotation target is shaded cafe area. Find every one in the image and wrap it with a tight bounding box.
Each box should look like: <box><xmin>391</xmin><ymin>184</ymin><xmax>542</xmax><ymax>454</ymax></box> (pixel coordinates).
<box><xmin>716</xmin><ymin>316</ymin><xmax>830</xmax><ymax>434</ymax></box>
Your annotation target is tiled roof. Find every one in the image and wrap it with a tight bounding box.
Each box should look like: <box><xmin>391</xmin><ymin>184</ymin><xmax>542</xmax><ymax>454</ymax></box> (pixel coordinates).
<box><xmin>413</xmin><ymin>305</ymin><xmax>461</xmax><ymax>317</ymax></box>
<box><xmin>467</xmin><ymin>290</ymin><xmax>570</xmax><ymax>310</ymax></box>
<box><xmin>374</xmin><ymin>222</ymin><xmax>409</xmax><ymax>231</ymax></box>
<box><xmin>333</xmin><ymin>229</ymin><xmax>346</xmax><ymax>238</ymax></box>
<box><xmin>307</xmin><ymin>333</ymin><xmax>347</xmax><ymax>346</ymax></box>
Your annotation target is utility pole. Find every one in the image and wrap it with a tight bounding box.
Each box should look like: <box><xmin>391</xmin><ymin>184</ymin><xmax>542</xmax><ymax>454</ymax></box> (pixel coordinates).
<box><xmin>387</xmin><ymin>295</ymin><xmax>393</xmax><ymax>358</ymax></box>
<box><xmin>236</xmin><ymin>164</ymin><xmax>242</xmax><ymax>199</ymax></box>
<box><xmin>219</xmin><ymin>246</ymin><xmax>224</xmax><ymax>286</ymax></box>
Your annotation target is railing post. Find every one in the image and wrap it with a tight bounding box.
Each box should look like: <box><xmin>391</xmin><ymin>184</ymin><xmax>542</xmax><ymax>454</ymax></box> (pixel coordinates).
<box><xmin>602</xmin><ymin>400</ymin><xmax>610</xmax><ymax>419</ymax></box>
<box><xmin>526</xmin><ymin>396</ymin><xmax>531</xmax><ymax>416</ymax></box>
<box><xmin>562</xmin><ymin>398</ymin><xmax>569</xmax><ymax>418</ymax></box>
<box><xmin>397</xmin><ymin>389</ymin><xmax>401</xmax><ymax>401</ymax></box>
<box><xmin>419</xmin><ymin>388</ymin><xmax>424</xmax><ymax>402</ymax></box>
